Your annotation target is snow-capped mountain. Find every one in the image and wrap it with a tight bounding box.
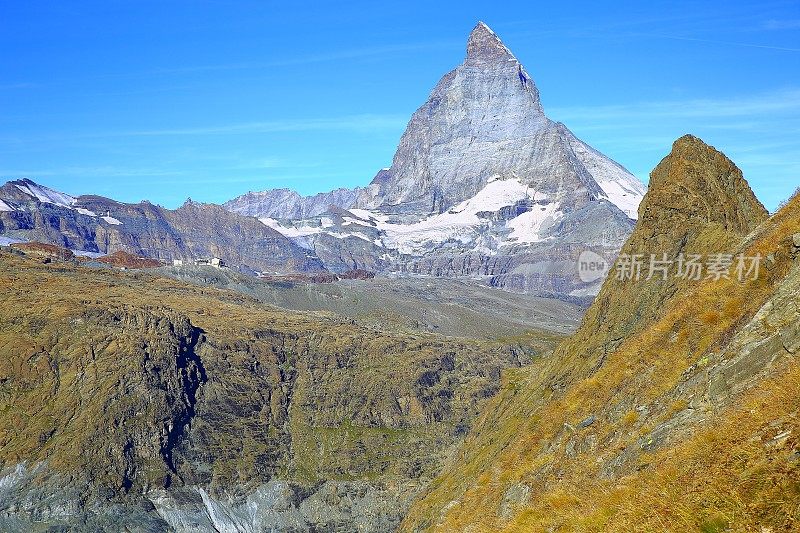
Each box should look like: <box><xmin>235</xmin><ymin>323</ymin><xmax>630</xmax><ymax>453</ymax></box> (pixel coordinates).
<box><xmin>225</xmin><ymin>22</ymin><xmax>646</xmax><ymax>299</ymax></box>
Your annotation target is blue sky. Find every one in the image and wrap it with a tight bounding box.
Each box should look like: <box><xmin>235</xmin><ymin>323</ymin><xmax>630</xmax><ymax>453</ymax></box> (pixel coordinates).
<box><xmin>1</xmin><ymin>0</ymin><xmax>798</xmax><ymax>211</ymax></box>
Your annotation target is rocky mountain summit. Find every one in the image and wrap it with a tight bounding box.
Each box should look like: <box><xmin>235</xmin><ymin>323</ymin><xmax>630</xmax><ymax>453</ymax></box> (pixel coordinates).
<box><xmin>226</xmin><ymin>22</ymin><xmax>647</xmax><ymax>299</ymax></box>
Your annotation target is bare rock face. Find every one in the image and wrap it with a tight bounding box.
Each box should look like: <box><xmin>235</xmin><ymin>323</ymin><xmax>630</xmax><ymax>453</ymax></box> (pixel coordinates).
<box><xmin>641</xmin><ymin>134</ymin><xmax>769</xmax><ymax>238</ymax></box>
<box><xmin>223</xmin><ymin>187</ymin><xmax>362</xmax><ymax>219</ymax></box>
<box><xmin>360</xmin><ymin>21</ymin><xmax>644</xmax><ymax>217</ymax></box>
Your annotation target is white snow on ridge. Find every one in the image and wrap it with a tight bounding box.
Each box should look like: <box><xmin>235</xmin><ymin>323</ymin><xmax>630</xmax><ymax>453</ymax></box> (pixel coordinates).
<box><xmin>567</xmin><ymin>137</ymin><xmax>646</xmax><ymax>219</ymax></box>
<box><xmin>453</xmin><ymin>175</ymin><xmax>532</xmax><ymax>213</ymax></box>
<box><xmin>14</xmin><ymin>181</ymin><xmax>76</xmax><ymax>207</ymax></box>
<box><xmin>75</xmin><ymin>207</ymin><xmax>97</xmax><ymax>217</ymax></box>
<box><xmin>369</xmin><ymin>177</ymin><xmax>534</xmax><ymax>255</ymax></box>
<box><xmin>259</xmin><ymin>217</ymin><xmax>334</xmax><ymax>238</ymax></box>
<box><xmin>101</xmin><ymin>216</ymin><xmax>122</xmax><ymax>225</ymax></box>
<box><xmin>73</xmin><ymin>250</ymin><xmax>105</xmax><ymax>258</ymax></box>
<box><xmin>595</xmin><ymin>178</ymin><xmax>644</xmax><ymax>219</ymax></box>
<box><xmin>0</xmin><ymin>200</ymin><xmax>15</xmax><ymax>212</ymax></box>
<box><xmin>0</xmin><ymin>236</ymin><xmax>25</xmax><ymax>246</ymax></box>
<box><xmin>262</xmin><ymin>177</ymin><xmax>565</xmax><ymax>255</ymax></box>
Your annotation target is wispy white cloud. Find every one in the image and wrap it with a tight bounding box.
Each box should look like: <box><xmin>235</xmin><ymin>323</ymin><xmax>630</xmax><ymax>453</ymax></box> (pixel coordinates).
<box><xmin>95</xmin><ymin>114</ymin><xmax>408</xmax><ymax>138</ymax></box>
<box><xmin>762</xmin><ymin>19</ymin><xmax>800</xmax><ymax>30</ymax></box>
<box><xmin>0</xmin><ymin>82</ymin><xmax>42</xmax><ymax>90</ymax></box>
<box><xmin>634</xmin><ymin>32</ymin><xmax>800</xmax><ymax>52</ymax></box>
<box><xmin>0</xmin><ymin>40</ymin><xmax>461</xmax><ymax>89</ymax></box>
<box><xmin>0</xmin><ymin>114</ymin><xmax>408</xmax><ymax>144</ymax></box>
<box><xmin>147</xmin><ymin>40</ymin><xmax>460</xmax><ymax>75</ymax></box>
<box><xmin>549</xmin><ymin>88</ymin><xmax>800</xmax><ymax>123</ymax></box>
<box><xmin>0</xmin><ymin>166</ymin><xmax>187</xmax><ymax>178</ymax></box>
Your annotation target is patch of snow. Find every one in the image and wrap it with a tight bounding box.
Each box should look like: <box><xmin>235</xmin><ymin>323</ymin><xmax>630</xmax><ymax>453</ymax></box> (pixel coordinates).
<box><xmin>595</xmin><ymin>178</ymin><xmax>644</xmax><ymax>219</ymax></box>
<box><xmin>0</xmin><ymin>236</ymin><xmax>25</xmax><ymax>246</ymax></box>
<box><xmin>357</xmin><ymin>177</ymin><xmax>535</xmax><ymax>255</ymax></box>
<box><xmin>328</xmin><ymin>231</ymin><xmax>380</xmax><ymax>246</ymax></box>
<box><xmin>505</xmin><ymin>202</ymin><xmax>563</xmax><ymax>244</ymax></box>
<box><xmin>341</xmin><ymin>215</ymin><xmax>375</xmax><ymax>228</ymax></box>
<box><xmin>348</xmin><ymin>209</ymin><xmax>388</xmax><ymax>223</ymax></box>
<box><xmin>451</xmin><ymin>175</ymin><xmax>531</xmax><ymax>213</ymax></box>
<box><xmin>75</xmin><ymin>207</ymin><xmax>97</xmax><ymax>217</ymax></box>
<box><xmin>72</xmin><ymin>250</ymin><xmax>105</xmax><ymax>258</ymax></box>
<box><xmin>0</xmin><ymin>200</ymin><xmax>15</xmax><ymax>212</ymax></box>
<box><xmin>14</xmin><ymin>180</ymin><xmax>76</xmax><ymax>207</ymax></box>
<box><xmin>260</xmin><ymin>217</ymin><xmax>331</xmax><ymax>238</ymax></box>
<box><xmin>567</xmin><ymin>138</ymin><xmax>646</xmax><ymax>219</ymax></box>
<box><xmin>100</xmin><ymin>216</ymin><xmax>122</xmax><ymax>225</ymax></box>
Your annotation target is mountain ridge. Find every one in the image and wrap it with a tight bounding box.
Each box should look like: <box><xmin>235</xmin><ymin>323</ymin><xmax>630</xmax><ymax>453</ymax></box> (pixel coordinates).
<box><xmin>0</xmin><ymin>22</ymin><xmax>648</xmax><ymax>301</ymax></box>
<box><xmin>0</xmin><ymin>177</ymin><xmax>325</xmax><ymax>275</ymax></box>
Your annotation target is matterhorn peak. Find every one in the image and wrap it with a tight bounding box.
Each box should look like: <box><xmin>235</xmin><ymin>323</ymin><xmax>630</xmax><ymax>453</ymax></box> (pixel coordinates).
<box><xmin>466</xmin><ymin>21</ymin><xmax>516</xmax><ymax>64</ymax></box>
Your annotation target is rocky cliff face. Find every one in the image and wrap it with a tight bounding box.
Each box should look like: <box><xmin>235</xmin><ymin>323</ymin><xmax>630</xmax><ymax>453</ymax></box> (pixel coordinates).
<box><xmin>0</xmin><ymin>178</ymin><xmax>325</xmax><ymax>274</ymax></box>
<box><xmin>226</xmin><ymin>22</ymin><xmax>647</xmax><ymax>300</ymax></box>
<box><xmin>400</xmin><ymin>137</ymin><xmax>799</xmax><ymax>531</ymax></box>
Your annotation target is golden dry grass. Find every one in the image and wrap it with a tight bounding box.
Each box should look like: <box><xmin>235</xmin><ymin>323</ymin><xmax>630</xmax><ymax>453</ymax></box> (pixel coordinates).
<box><xmin>401</xmin><ymin>195</ymin><xmax>800</xmax><ymax>532</ymax></box>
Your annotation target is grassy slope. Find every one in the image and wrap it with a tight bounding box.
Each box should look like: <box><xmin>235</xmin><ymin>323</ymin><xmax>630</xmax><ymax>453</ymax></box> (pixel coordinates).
<box><xmin>401</xmin><ymin>147</ymin><xmax>800</xmax><ymax>531</ymax></box>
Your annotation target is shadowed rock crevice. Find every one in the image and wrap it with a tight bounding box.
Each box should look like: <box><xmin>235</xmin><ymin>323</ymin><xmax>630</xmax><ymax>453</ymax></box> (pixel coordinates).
<box><xmin>161</xmin><ymin>325</ymin><xmax>208</xmax><ymax>481</ymax></box>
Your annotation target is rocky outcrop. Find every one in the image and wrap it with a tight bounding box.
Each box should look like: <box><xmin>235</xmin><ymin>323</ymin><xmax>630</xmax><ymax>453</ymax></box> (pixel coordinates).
<box><xmin>400</xmin><ymin>138</ymin><xmax>798</xmax><ymax>531</ymax></box>
<box><xmin>561</xmin><ymin>135</ymin><xmax>770</xmax><ymax>371</ymax></box>
<box><xmin>640</xmin><ymin>134</ymin><xmax>769</xmax><ymax>237</ymax></box>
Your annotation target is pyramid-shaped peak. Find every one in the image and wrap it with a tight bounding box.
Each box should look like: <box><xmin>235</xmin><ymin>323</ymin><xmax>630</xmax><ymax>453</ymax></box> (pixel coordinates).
<box><xmin>641</xmin><ymin>134</ymin><xmax>768</xmax><ymax>234</ymax></box>
<box><xmin>467</xmin><ymin>21</ymin><xmax>516</xmax><ymax>63</ymax></box>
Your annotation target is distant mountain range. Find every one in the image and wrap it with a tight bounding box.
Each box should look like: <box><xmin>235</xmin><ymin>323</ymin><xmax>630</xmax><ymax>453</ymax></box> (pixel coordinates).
<box><xmin>0</xmin><ymin>178</ymin><xmax>324</xmax><ymax>275</ymax></box>
<box><xmin>0</xmin><ymin>22</ymin><xmax>646</xmax><ymax>301</ymax></box>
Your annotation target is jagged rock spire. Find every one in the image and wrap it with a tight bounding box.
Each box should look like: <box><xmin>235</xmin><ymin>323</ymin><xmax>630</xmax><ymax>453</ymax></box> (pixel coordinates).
<box><xmin>466</xmin><ymin>21</ymin><xmax>515</xmax><ymax>63</ymax></box>
<box><xmin>641</xmin><ymin>134</ymin><xmax>768</xmax><ymax>235</ymax></box>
